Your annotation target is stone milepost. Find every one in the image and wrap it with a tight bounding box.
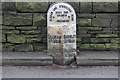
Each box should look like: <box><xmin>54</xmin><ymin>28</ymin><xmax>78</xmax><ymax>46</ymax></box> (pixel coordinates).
<box><xmin>47</xmin><ymin>3</ymin><xmax>76</xmax><ymax>65</ymax></box>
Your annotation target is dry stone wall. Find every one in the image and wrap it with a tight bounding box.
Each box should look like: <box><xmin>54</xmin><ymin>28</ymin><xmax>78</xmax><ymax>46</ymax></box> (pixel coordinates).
<box><xmin>2</xmin><ymin>2</ymin><xmax>120</xmax><ymax>52</ymax></box>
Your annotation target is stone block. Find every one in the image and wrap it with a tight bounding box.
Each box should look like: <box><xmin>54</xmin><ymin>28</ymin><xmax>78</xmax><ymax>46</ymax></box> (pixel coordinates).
<box><xmin>33</xmin><ymin>13</ymin><xmax>46</xmax><ymax>27</ymax></box>
<box><xmin>68</xmin><ymin>2</ymin><xmax>79</xmax><ymax>13</ymax></box>
<box><xmin>80</xmin><ymin>2</ymin><xmax>92</xmax><ymax>13</ymax></box>
<box><xmin>16</xmin><ymin>26</ymin><xmax>37</xmax><ymax>30</ymax></box>
<box><xmin>91</xmin><ymin>38</ymin><xmax>110</xmax><ymax>43</ymax></box>
<box><xmin>81</xmin><ymin>38</ymin><xmax>91</xmax><ymax>43</ymax></box>
<box><xmin>7</xmin><ymin>34</ymin><xmax>26</xmax><ymax>43</ymax></box>
<box><xmin>27</xmin><ymin>37</ymin><xmax>42</xmax><ymax>43</ymax></box>
<box><xmin>105</xmin><ymin>43</ymin><xmax>118</xmax><ymax>50</ymax></box>
<box><xmin>2</xmin><ymin>43</ymin><xmax>14</xmax><ymax>52</ymax></box>
<box><xmin>33</xmin><ymin>43</ymin><xmax>47</xmax><ymax>51</ymax></box>
<box><xmin>2</xmin><ymin>30</ymin><xmax>19</xmax><ymax>34</ymax></box>
<box><xmin>77</xmin><ymin>34</ymin><xmax>91</xmax><ymax>38</ymax></box>
<box><xmin>78</xmin><ymin>44</ymin><xmax>90</xmax><ymax>50</ymax></box>
<box><xmin>21</xmin><ymin>30</ymin><xmax>41</xmax><ymax>35</ymax></box>
<box><xmin>3</xmin><ymin>13</ymin><xmax>32</xmax><ymax>26</ymax></box>
<box><xmin>2</xmin><ymin>2</ymin><xmax>16</xmax><ymax>11</ymax></box>
<box><xmin>77</xmin><ymin>18</ymin><xmax>91</xmax><ymax>27</ymax></box>
<box><xmin>92</xmin><ymin>18</ymin><xmax>111</xmax><ymax>27</ymax></box>
<box><xmin>41</xmin><ymin>27</ymin><xmax>47</xmax><ymax>34</ymax></box>
<box><xmin>96</xmin><ymin>34</ymin><xmax>118</xmax><ymax>38</ymax></box>
<box><xmin>14</xmin><ymin>44</ymin><xmax>33</xmax><ymax>52</ymax></box>
<box><xmin>93</xmin><ymin>2</ymin><xmax>118</xmax><ymax>12</ymax></box>
<box><xmin>2</xmin><ymin>26</ymin><xmax>15</xmax><ymax>30</ymax></box>
<box><xmin>16</xmin><ymin>2</ymin><xmax>48</xmax><ymax>12</ymax></box>
<box><xmin>110</xmin><ymin>38</ymin><xmax>120</xmax><ymax>44</ymax></box>
<box><xmin>90</xmin><ymin>44</ymin><xmax>105</xmax><ymax>50</ymax></box>
<box><xmin>96</xmin><ymin>14</ymin><xmax>118</xmax><ymax>28</ymax></box>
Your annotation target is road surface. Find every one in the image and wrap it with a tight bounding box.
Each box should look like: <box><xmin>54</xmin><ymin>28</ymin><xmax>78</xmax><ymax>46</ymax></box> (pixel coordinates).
<box><xmin>2</xmin><ymin>66</ymin><xmax>118</xmax><ymax>78</ymax></box>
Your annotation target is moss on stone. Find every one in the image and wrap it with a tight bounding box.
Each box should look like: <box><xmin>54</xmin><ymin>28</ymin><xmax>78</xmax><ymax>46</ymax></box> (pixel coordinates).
<box><xmin>14</xmin><ymin>44</ymin><xmax>33</xmax><ymax>51</ymax></box>
<box><xmin>78</xmin><ymin>44</ymin><xmax>90</xmax><ymax>50</ymax></box>
<box><xmin>92</xmin><ymin>18</ymin><xmax>111</xmax><ymax>27</ymax></box>
<box><xmin>16</xmin><ymin>26</ymin><xmax>37</xmax><ymax>30</ymax></box>
<box><xmin>2</xmin><ymin>26</ymin><xmax>15</xmax><ymax>30</ymax></box>
<box><xmin>96</xmin><ymin>34</ymin><xmax>118</xmax><ymax>38</ymax></box>
<box><xmin>33</xmin><ymin>13</ymin><xmax>46</xmax><ymax>27</ymax></box>
<box><xmin>16</xmin><ymin>2</ymin><xmax>48</xmax><ymax>12</ymax></box>
<box><xmin>105</xmin><ymin>43</ymin><xmax>118</xmax><ymax>50</ymax></box>
<box><xmin>7</xmin><ymin>34</ymin><xmax>26</xmax><ymax>43</ymax></box>
<box><xmin>21</xmin><ymin>30</ymin><xmax>41</xmax><ymax>35</ymax></box>
<box><xmin>27</xmin><ymin>38</ymin><xmax>42</xmax><ymax>43</ymax></box>
<box><xmin>91</xmin><ymin>38</ymin><xmax>110</xmax><ymax>43</ymax></box>
<box><xmin>2</xmin><ymin>30</ymin><xmax>19</xmax><ymax>34</ymax></box>
<box><xmin>90</xmin><ymin>44</ymin><xmax>105</xmax><ymax>50</ymax></box>
<box><xmin>77</xmin><ymin>18</ymin><xmax>91</xmax><ymax>26</ymax></box>
<box><xmin>2</xmin><ymin>43</ymin><xmax>14</xmax><ymax>52</ymax></box>
<box><xmin>3</xmin><ymin>13</ymin><xmax>32</xmax><ymax>26</ymax></box>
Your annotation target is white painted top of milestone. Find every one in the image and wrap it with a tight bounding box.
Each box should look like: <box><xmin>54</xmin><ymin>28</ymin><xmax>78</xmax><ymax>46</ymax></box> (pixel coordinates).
<box><xmin>47</xmin><ymin>3</ymin><xmax>76</xmax><ymax>26</ymax></box>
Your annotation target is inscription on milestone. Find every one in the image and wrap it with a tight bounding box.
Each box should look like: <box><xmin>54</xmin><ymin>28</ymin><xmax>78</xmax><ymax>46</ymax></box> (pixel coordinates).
<box><xmin>47</xmin><ymin>3</ymin><xmax>76</xmax><ymax>65</ymax></box>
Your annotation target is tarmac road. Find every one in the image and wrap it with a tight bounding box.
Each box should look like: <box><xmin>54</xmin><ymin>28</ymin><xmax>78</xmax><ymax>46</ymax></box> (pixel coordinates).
<box><xmin>2</xmin><ymin>66</ymin><xmax>118</xmax><ymax>78</ymax></box>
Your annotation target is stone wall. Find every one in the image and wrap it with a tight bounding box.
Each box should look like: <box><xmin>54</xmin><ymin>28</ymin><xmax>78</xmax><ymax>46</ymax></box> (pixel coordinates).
<box><xmin>1</xmin><ymin>2</ymin><xmax>120</xmax><ymax>52</ymax></box>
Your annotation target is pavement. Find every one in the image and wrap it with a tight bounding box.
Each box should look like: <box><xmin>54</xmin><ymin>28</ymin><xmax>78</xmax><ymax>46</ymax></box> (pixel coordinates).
<box><xmin>2</xmin><ymin>51</ymin><xmax>119</xmax><ymax>66</ymax></box>
<box><xmin>2</xmin><ymin>66</ymin><xmax>118</xmax><ymax>78</ymax></box>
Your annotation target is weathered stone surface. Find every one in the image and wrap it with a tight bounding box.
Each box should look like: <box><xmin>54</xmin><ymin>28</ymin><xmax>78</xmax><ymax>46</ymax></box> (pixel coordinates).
<box><xmin>21</xmin><ymin>30</ymin><xmax>41</xmax><ymax>35</ymax></box>
<box><xmin>2</xmin><ymin>43</ymin><xmax>14</xmax><ymax>52</ymax></box>
<box><xmin>2</xmin><ymin>2</ymin><xmax>16</xmax><ymax>11</ymax></box>
<box><xmin>91</xmin><ymin>38</ymin><xmax>110</xmax><ymax>43</ymax></box>
<box><xmin>78</xmin><ymin>44</ymin><xmax>90</xmax><ymax>50</ymax></box>
<box><xmin>76</xmin><ymin>51</ymin><xmax>118</xmax><ymax>66</ymax></box>
<box><xmin>110</xmin><ymin>38</ymin><xmax>120</xmax><ymax>44</ymax></box>
<box><xmin>80</xmin><ymin>2</ymin><xmax>92</xmax><ymax>13</ymax></box>
<box><xmin>2</xmin><ymin>30</ymin><xmax>19</xmax><ymax>34</ymax></box>
<box><xmin>77</xmin><ymin>14</ymin><xmax>95</xmax><ymax>18</ymax></box>
<box><xmin>96</xmin><ymin>34</ymin><xmax>118</xmax><ymax>38</ymax></box>
<box><xmin>3</xmin><ymin>13</ymin><xmax>32</xmax><ymax>26</ymax></box>
<box><xmin>96</xmin><ymin>14</ymin><xmax>118</xmax><ymax>27</ymax></box>
<box><xmin>16</xmin><ymin>26</ymin><xmax>37</xmax><ymax>30</ymax></box>
<box><xmin>0</xmin><ymin>12</ymin><xmax>2</xmax><ymax>25</ymax></box>
<box><xmin>7</xmin><ymin>34</ymin><xmax>26</xmax><ymax>43</ymax></box>
<box><xmin>15</xmin><ymin>44</ymin><xmax>33</xmax><ymax>52</ymax></box>
<box><xmin>90</xmin><ymin>44</ymin><xmax>105</xmax><ymax>50</ymax></box>
<box><xmin>2</xmin><ymin>34</ymin><xmax>6</xmax><ymax>42</ymax></box>
<box><xmin>2</xmin><ymin>26</ymin><xmax>15</xmax><ymax>30</ymax></box>
<box><xmin>92</xmin><ymin>18</ymin><xmax>111</xmax><ymax>27</ymax></box>
<box><xmin>105</xmin><ymin>43</ymin><xmax>118</xmax><ymax>50</ymax></box>
<box><xmin>2</xmin><ymin>52</ymin><xmax>53</xmax><ymax>66</ymax></box>
<box><xmin>47</xmin><ymin>3</ymin><xmax>76</xmax><ymax>65</ymax></box>
<box><xmin>16</xmin><ymin>2</ymin><xmax>48</xmax><ymax>12</ymax></box>
<box><xmin>68</xmin><ymin>2</ymin><xmax>79</xmax><ymax>13</ymax></box>
<box><xmin>27</xmin><ymin>37</ymin><xmax>42</xmax><ymax>43</ymax></box>
<box><xmin>93</xmin><ymin>2</ymin><xmax>118</xmax><ymax>12</ymax></box>
<box><xmin>33</xmin><ymin>43</ymin><xmax>47</xmax><ymax>51</ymax></box>
<box><xmin>77</xmin><ymin>19</ymin><xmax>91</xmax><ymax>26</ymax></box>
<box><xmin>33</xmin><ymin>13</ymin><xmax>46</xmax><ymax>27</ymax></box>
